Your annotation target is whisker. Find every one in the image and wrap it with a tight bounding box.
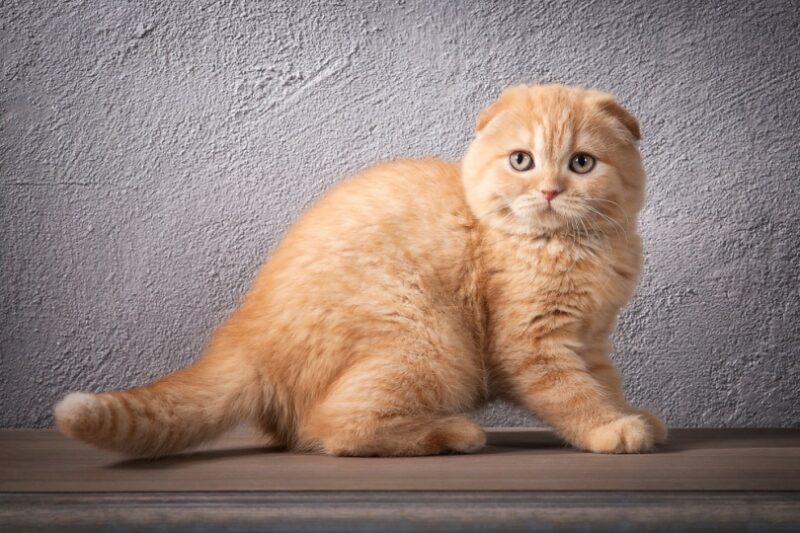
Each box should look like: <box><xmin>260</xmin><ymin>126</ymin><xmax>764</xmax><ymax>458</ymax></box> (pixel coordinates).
<box><xmin>586</xmin><ymin>197</ymin><xmax>633</xmax><ymax>227</ymax></box>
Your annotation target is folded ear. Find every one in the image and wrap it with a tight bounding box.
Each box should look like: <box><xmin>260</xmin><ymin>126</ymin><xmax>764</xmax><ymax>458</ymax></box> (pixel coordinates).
<box><xmin>475</xmin><ymin>85</ymin><xmax>530</xmax><ymax>134</ymax></box>
<box><xmin>590</xmin><ymin>92</ymin><xmax>641</xmax><ymax>141</ymax></box>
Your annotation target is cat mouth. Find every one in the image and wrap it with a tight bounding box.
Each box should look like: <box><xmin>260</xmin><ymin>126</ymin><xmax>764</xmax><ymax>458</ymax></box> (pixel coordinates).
<box><xmin>508</xmin><ymin>202</ymin><xmax>565</xmax><ymax>231</ymax></box>
<box><xmin>538</xmin><ymin>203</ymin><xmax>561</xmax><ymax>217</ymax></box>
<box><xmin>509</xmin><ymin>201</ymin><xmax>559</xmax><ymax>220</ymax></box>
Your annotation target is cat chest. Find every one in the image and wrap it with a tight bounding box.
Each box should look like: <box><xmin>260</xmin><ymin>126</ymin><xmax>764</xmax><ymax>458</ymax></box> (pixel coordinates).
<box><xmin>486</xmin><ymin>261</ymin><xmax>610</xmax><ymax>340</ymax></box>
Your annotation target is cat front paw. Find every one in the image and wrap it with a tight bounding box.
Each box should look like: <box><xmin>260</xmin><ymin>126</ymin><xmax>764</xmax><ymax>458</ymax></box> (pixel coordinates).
<box><xmin>581</xmin><ymin>415</ymin><xmax>655</xmax><ymax>454</ymax></box>
<box><xmin>634</xmin><ymin>408</ymin><xmax>668</xmax><ymax>444</ymax></box>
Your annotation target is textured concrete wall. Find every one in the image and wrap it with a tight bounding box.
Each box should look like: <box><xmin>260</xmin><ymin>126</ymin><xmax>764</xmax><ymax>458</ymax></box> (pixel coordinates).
<box><xmin>2</xmin><ymin>0</ymin><xmax>798</xmax><ymax>428</ymax></box>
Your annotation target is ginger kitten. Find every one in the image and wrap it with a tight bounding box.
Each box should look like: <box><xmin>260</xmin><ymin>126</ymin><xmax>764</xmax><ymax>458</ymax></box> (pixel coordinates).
<box><xmin>55</xmin><ymin>84</ymin><xmax>667</xmax><ymax>457</ymax></box>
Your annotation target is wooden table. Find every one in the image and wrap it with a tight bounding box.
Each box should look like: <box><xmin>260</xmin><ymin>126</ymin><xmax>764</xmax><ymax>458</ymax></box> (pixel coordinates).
<box><xmin>2</xmin><ymin>428</ymin><xmax>799</xmax><ymax>530</ymax></box>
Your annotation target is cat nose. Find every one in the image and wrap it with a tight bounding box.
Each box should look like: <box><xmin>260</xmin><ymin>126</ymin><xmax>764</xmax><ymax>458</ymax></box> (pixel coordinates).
<box><xmin>541</xmin><ymin>189</ymin><xmax>560</xmax><ymax>202</ymax></box>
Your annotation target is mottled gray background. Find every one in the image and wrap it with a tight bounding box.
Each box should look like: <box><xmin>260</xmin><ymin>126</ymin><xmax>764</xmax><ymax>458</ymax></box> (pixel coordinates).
<box><xmin>2</xmin><ymin>0</ymin><xmax>798</xmax><ymax>428</ymax></box>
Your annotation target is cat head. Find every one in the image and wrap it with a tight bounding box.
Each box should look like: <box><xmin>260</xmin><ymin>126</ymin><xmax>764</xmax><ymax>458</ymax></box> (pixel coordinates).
<box><xmin>462</xmin><ymin>84</ymin><xmax>645</xmax><ymax>238</ymax></box>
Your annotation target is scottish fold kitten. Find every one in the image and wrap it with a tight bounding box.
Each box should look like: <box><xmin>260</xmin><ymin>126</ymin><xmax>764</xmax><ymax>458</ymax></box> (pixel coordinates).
<box><xmin>55</xmin><ymin>84</ymin><xmax>666</xmax><ymax>457</ymax></box>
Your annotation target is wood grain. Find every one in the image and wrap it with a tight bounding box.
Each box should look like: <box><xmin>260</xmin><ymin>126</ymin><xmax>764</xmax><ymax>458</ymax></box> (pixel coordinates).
<box><xmin>2</xmin><ymin>492</ymin><xmax>799</xmax><ymax>531</ymax></box>
<box><xmin>2</xmin><ymin>428</ymin><xmax>799</xmax><ymax>492</ymax></box>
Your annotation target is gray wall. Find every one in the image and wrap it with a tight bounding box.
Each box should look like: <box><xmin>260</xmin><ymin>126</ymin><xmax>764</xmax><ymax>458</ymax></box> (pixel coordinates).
<box><xmin>2</xmin><ymin>0</ymin><xmax>798</xmax><ymax>429</ymax></box>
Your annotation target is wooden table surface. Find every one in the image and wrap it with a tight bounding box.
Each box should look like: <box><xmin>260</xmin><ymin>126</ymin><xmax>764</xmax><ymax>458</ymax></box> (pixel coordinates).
<box><xmin>2</xmin><ymin>427</ymin><xmax>799</xmax><ymax>492</ymax></box>
<box><xmin>2</xmin><ymin>428</ymin><xmax>799</xmax><ymax>530</ymax></box>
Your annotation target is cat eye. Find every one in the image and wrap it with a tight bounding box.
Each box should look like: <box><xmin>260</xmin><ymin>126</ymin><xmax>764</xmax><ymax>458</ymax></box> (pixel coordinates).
<box><xmin>569</xmin><ymin>153</ymin><xmax>596</xmax><ymax>174</ymax></box>
<box><xmin>509</xmin><ymin>151</ymin><xmax>534</xmax><ymax>172</ymax></box>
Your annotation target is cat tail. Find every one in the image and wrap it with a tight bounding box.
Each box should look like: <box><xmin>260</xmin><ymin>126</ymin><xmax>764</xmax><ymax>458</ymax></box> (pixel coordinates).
<box><xmin>53</xmin><ymin>347</ymin><xmax>264</xmax><ymax>457</ymax></box>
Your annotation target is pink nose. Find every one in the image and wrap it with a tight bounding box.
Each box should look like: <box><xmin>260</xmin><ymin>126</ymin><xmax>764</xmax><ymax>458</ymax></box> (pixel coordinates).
<box><xmin>541</xmin><ymin>189</ymin><xmax>560</xmax><ymax>202</ymax></box>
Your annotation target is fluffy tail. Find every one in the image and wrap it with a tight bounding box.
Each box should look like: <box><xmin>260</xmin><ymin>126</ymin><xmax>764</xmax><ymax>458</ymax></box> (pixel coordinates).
<box><xmin>54</xmin><ymin>351</ymin><xmax>262</xmax><ymax>457</ymax></box>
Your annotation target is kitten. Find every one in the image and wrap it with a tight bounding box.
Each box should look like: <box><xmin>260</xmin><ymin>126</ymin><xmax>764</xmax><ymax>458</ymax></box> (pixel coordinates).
<box><xmin>54</xmin><ymin>84</ymin><xmax>667</xmax><ymax>457</ymax></box>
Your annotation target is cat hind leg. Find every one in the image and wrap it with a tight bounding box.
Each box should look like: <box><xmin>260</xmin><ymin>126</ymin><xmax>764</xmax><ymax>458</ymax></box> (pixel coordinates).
<box><xmin>300</xmin><ymin>354</ymin><xmax>485</xmax><ymax>457</ymax></box>
<box><xmin>316</xmin><ymin>413</ymin><xmax>485</xmax><ymax>457</ymax></box>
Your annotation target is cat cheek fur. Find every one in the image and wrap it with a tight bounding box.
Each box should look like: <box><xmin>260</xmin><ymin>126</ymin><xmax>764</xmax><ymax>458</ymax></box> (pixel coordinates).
<box><xmin>53</xmin><ymin>84</ymin><xmax>665</xmax><ymax>458</ymax></box>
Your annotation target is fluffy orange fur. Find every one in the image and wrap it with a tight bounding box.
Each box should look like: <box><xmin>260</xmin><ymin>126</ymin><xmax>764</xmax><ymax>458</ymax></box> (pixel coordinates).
<box><xmin>54</xmin><ymin>84</ymin><xmax>667</xmax><ymax>457</ymax></box>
